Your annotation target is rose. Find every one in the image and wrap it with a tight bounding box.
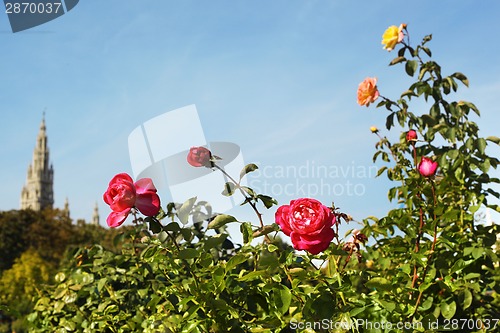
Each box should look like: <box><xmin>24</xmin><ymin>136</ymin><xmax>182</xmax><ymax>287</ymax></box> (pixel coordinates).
<box><xmin>381</xmin><ymin>24</ymin><xmax>405</xmax><ymax>51</ymax></box>
<box><xmin>103</xmin><ymin>173</ymin><xmax>161</xmax><ymax>227</ymax></box>
<box><xmin>417</xmin><ymin>157</ymin><xmax>438</xmax><ymax>177</ymax></box>
<box><xmin>406</xmin><ymin>129</ymin><xmax>417</xmax><ymax>142</ymax></box>
<box><xmin>357</xmin><ymin>77</ymin><xmax>380</xmax><ymax>107</ymax></box>
<box><xmin>275</xmin><ymin>198</ymin><xmax>335</xmax><ymax>255</ymax></box>
<box><xmin>187</xmin><ymin>146</ymin><xmax>212</xmax><ymax>167</ymax></box>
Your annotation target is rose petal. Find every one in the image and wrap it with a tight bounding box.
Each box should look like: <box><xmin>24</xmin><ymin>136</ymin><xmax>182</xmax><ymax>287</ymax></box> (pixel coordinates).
<box><xmin>275</xmin><ymin>204</ymin><xmax>292</xmax><ymax>236</ymax></box>
<box><xmin>107</xmin><ymin>208</ymin><xmax>131</xmax><ymax>228</ymax></box>
<box><xmin>136</xmin><ymin>191</ymin><xmax>161</xmax><ymax>216</ymax></box>
<box><xmin>290</xmin><ymin>228</ymin><xmax>335</xmax><ymax>255</ymax></box>
<box><xmin>135</xmin><ymin>178</ymin><xmax>157</xmax><ymax>194</ymax></box>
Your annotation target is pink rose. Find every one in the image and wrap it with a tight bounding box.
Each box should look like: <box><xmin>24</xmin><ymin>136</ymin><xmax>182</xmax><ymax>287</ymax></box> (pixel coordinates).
<box><xmin>417</xmin><ymin>157</ymin><xmax>438</xmax><ymax>177</ymax></box>
<box><xmin>187</xmin><ymin>146</ymin><xmax>212</xmax><ymax>167</ymax></box>
<box><xmin>275</xmin><ymin>198</ymin><xmax>336</xmax><ymax>255</ymax></box>
<box><xmin>406</xmin><ymin>129</ymin><xmax>417</xmax><ymax>142</ymax></box>
<box><xmin>103</xmin><ymin>173</ymin><xmax>161</xmax><ymax>228</ymax></box>
<box><xmin>357</xmin><ymin>77</ymin><xmax>380</xmax><ymax>107</ymax></box>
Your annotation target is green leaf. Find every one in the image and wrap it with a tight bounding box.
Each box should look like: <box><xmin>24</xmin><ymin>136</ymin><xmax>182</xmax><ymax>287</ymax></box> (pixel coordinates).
<box><xmin>207</xmin><ymin>214</ymin><xmax>237</xmax><ymax>229</ymax></box>
<box><xmin>240</xmin><ymin>163</ymin><xmax>259</xmax><ymax>180</ymax></box>
<box><xmin>267</xmin><ymin>244</ymin><xmax>278</xmax><ymax>252</ymax></box>
<box><xmin>54</xmin><ymin>272</ymin><xmax>66</xmax><ymax>283</ymax></box>
<box><xmin>221</xmin><ymin>182</ymin><xmax>236</xmax><ymax>196</ymax></box>
<box><xmin>401</xmin><ymin>89</ymin><xmax>417</xmax><ymax>99</ymax></box>
<box><xmin>440</xmin><ymin>300</ymin><xmax>456</xmax><ymax>320</ymax></box>
<box><xmin>178</xmin><ymin>197</ymin><xmax>197</xmax><ymax>225</ymax></box>
<box><xmin>204</xmin><ymin>234</ymin><xmax>228</xmax><ymax>249</ymax></box>
<box><xmin>464</xmin><ymin>272</ymin><xmax>481</xmax><ymax>280</ymax></box>
<box><xmin>462</xmin><ymin>289</ymin><xmax>473</xmax><ymax>310</ymax></box>
<box><xmin>238</xmin><ymin>270</ymin><xmax>266</xmax><ymax>282</ymax></box>
<box><xmin>365</xmin><ymin>277</ymin><xmax>392</xmax><ymax>291</ymax></box>
<box><xmin>241</xmin><ymin>186</ymin><xmax>256</xmax><ymax>198</ymax></box>
<box><xmin>421</xmin><ymin>46</ymin><xmax>432</xmax><ymax>57</ymax></box>
<box><xmin>376</xmin><ymin>166</ymin><xmax>387</xmax><ymax>177</ymax></box>
<box><xmin>472</xmin><ymin>247</ymin><xmax>484</xmax><ymax>259</ymax></box>
<box><xmin>257</xmin><ymin>194</ymin><xmax>277</xmax><ymax>209</ymax></box>
<box><xmin>386</xmin><ymin>112</ymin><xmax>395</xmax><ymax>129</ymax></box>
<box><xmin>450</xmin><ymin>259</ymin><xmax>474</xmax><ymax>274</ymax></box>
<box><xmin>241</xmin><ymin>222</ymin><xmax>254</xmax><ymax>244</ymax></box>
<box><xmin>178</xmin><ymin>248</ymin><xmax>199</xmax><ymax>260</ymax></box>
<box><xmin>486</xmin><ymin>136</ymin><xmax>500</xmax><ymax>145</ymax></box>
<box><xmin>164</xmin><ymin>221</ymin><xmax>181</xmax><ymax>232</ymax></box>
<box><xmin>420</xmin><ymin>296</ymin><xmax>434</xmax><ymax>311</ymax></box>
<box><xmin>452</xmin><ymin>72</ymin><xmax>469</xmax><ymax>87</ymax></box>
<box><xmin>148</xmin><ymin>217</ymin><xmax>162</xmax><ymax>233</ymax></box>
<box><xmin>379</xmin><ymin>299</ymin><xmax>396</xmax><ymax>312</ymax></box>
<box><xmin>225</xmin><ymin>253</ymin><xmax>248</xmax><ymax>273</ymax></box>
<box><xmin>97</xmin><ymin>278</ymin><xmax>107</xmax><ymax>292</ymax></box>
<box><xmin>350</xmin><ymin>307</ymin><xmax>366</xmax><ymax>316</ymax></box>
<box><xmin>405</xmin><ymin>60</ymin><xmax>418</xmax><ymax>77</ymax></box>
<box><xmin>389</xmin><ymin>56</ymin><xmax>406</xmax><ymax>66</ymax></box>
<box><xmin>276</xmin><ymin>286</ymin><xmax>292</xmax><ymax>314</ymax></box>
<box><xmin>476</xmin><ymin>138</ymin><xmax>487</xmax><ymax>155</ymax></box>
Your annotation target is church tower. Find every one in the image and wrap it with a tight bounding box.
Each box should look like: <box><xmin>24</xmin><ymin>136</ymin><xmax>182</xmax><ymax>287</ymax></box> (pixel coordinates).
<box><xmin>20</xmin><ymin>115</ymin><xmax>54</xmax><ymax>210</ymax></box>
<box><xmin>92</xmin><ymin>202</ymin><xmax>100</xmax><ymax>226</ymax></box>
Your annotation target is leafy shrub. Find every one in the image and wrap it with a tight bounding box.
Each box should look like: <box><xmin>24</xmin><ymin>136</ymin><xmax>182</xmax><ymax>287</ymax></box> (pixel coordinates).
<box><xmin>29</xmin><ymin>25</ymin><xmax>499</xmax><ymax>333</ymax></box>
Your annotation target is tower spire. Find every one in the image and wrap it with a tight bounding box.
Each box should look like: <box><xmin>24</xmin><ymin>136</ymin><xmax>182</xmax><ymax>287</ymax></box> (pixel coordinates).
<box><xmin>20</xmin><ymin>114</ymin><xmax>54</xmax><ymax>210</ymax></box>
<box><xmin>92</xmin><ymin>202</ymin><xmax>100</xmax><ymax>226</ymax></box>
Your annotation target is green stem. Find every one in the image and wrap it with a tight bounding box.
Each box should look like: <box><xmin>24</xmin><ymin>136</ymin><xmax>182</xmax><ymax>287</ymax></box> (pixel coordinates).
<box><xmin>329</xmin><ymin>254</ymin><xmax>347</xmax><ymax>307</ymax></box>
<box><xmin>213</xmin><ymin>163</ymin><xmax>271</xmax><ymax>244</ymax></box>
<box><xmin>410</xmin><ymin>180</ymin><xmax>438</xmax><ymax>320</ymax></box>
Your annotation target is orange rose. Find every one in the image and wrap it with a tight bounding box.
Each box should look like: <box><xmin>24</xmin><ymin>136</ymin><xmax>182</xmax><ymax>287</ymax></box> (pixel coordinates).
<box><xmin>357</xmin><ymin>77</ymin><xmax>380</xmax><ymax>107</ymax></box>
<box><xmin>382</xmin><ymin>24</ymin><xmax>405</xmax><ymax>51</ymax></box>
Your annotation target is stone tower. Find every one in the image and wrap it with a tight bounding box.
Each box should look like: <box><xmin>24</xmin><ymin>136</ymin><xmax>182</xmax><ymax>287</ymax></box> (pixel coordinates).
<box><xmin>20</xmin><ymin>115</ymin><xmax>54</xmax><ymax>210</ymax></box>
<box><xmin>92</xmin><ymin>202</ymin><xmax>100</xmax><ymax>226</ymax></box>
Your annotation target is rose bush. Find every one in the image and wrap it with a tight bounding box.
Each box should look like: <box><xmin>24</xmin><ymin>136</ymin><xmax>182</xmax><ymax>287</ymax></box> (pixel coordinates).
<box><xmin>28</xmin><ymin>24</ymin><xmax>500</xmax><ymax>332</ymax></box>
<box><xmin>103</xmin><ymin>173</ymin><xmax>160</xmax><ymax>227</ymax></box>
<box><xmin>275</xmin><ymin>198</ymin><xmax>336</xmax><ymax>255</ymax></box>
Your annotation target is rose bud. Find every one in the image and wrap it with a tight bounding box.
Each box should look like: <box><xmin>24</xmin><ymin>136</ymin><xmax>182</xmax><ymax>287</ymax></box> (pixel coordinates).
<box><xmin>406</xmin><ymin>129</ymin><xmax>417</xmax><ymax>142</ymax></box>
<box><xmin>187</xmin><ymin>146</ymin><xmax>213</xmax><ymax>167</ymax></box>
<box><xmin>417</xmin><ymin>157</ymin><xmax>438</xmax><ymax>177</ymax></box>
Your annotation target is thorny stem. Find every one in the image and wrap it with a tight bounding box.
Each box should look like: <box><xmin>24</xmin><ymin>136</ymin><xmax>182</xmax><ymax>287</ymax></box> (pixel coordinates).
<box><xmin>329</xmin><ymin>254</ymin><xmax>347</xmax><ymax>307</ymax></box>
<box><xmin>341</xmin><ymin>248</ymin><xmax>354</xmax><ymax>272</ymax></box>
<box><xmin>410</xmin><ymin>180</ymin><xmax>438</xmax><ymax>321</ymax></box>
<box><xmin>411</xmin><ymin>142</ymin><xmax>424</xmax><ymax>291</ymax></box>
<box><xmin>213</xmin><ymin>163</ymin><xmax>271</xmax><ymax>243</ymax></box>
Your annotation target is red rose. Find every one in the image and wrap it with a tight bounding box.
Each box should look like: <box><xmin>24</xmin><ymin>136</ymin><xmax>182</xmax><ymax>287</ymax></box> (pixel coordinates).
<box><xmin>187</xmin><ymin>146</ymin><xmax>212</xmax><ymax>167</ymax></box>
<box><xmin>275</xmin><ymin>198</ymin><xmax>336</xmax><ymax>255</ymax></box>
<box><xmin>103</xmin><ymin>173</ymin><xmax>161</xmax><ymax>228</ymax></box>
<box><xmin>417</xmin><ymin>157</ymin><xmax>438</xmax><ymax>177</ymax></box>
<box><xmin>406</xmin><ymin>129</ymin><xmax>417</xmax><ymax>142</ymax></box>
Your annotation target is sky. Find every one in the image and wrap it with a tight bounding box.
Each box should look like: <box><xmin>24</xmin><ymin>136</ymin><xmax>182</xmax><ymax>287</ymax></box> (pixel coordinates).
<box><xmin>1</xmin><ymin>0</ymin><xmax>499</xmax><ymax>238</ymax></box>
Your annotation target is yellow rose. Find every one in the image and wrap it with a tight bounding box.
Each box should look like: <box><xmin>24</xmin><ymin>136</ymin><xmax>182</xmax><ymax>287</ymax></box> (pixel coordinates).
<box><xmin>382</xmin><ymin>24</ymin><xmax>405</xmax><ymax>51</ymax></box>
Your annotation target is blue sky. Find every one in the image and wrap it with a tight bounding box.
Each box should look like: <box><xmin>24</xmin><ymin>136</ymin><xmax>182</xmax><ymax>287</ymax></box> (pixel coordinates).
<box><xmin>1</xmin><ymin>1</ymin><xmax>499</xmax><ymax>234</ymax></box>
